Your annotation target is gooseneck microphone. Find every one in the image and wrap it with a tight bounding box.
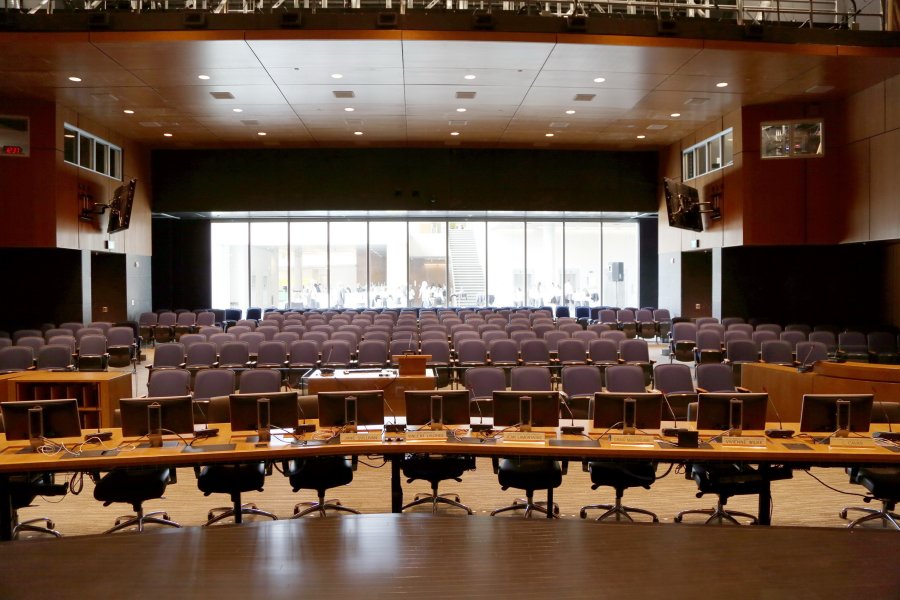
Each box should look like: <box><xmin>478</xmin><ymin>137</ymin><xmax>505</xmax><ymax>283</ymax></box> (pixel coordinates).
<box><xmin>797</xmin><ymin>344</ymin><xmax>816</xmax><ymax>373</ymax></box>
<box><xmin>763</xmin><ymin>386</ymin><xmax>794</xmax><ymax>438</ymax></box>
<box><xmin>383</xmin><ymin>395</ymin><xmax>405</xmax><ymax>433</ymax></box>
<box><xmin>873</xmin><ymin>397</ymin><xmax>900</xmax><ymax>442</ymax></box>
<box><xmin>470</xmin><ymin>393</ymin><xmax>491</xmax><ymax>433</ymax></box>
<box><xmin>560</xmin><ymin>395</ymin><xmax>583</xmax><ymax>435</ymax></box>
<box><xmin>660</xmin><ymin>393</ymin><xmax>689</xmax><ymax>437</ymax></box>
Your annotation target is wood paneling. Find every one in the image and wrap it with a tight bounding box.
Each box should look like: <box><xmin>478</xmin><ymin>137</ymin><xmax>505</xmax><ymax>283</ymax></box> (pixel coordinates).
<box><xmin>845</xmin><ymin>81</ymin><xmax>885</xmax><ymax>144</ymax></box>
<box><xmin>886</xmin><ymin>73</ymin><xmax>900</xmax><ymax>132</ymax></box>
<box><xmin>869</xmin><ymin>128</ymin><xmax>900</xmax><ymax>241</ymax></box>
<box><xmin>838</xmin><ymin>139</ymin><xmax>871</xmax><ymax>243</ymax></box>
<box><xmin>740</xmin><ymin>152</ymin><xmax>807</xmax><ymax>245</ymax></box>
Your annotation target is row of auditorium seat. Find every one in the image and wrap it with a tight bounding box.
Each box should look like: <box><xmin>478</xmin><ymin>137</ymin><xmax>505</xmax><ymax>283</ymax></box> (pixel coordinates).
<box><xmin>0</xmin><ymin>325</ymin><xmax>138</xmax><ymax>373</ymax></box>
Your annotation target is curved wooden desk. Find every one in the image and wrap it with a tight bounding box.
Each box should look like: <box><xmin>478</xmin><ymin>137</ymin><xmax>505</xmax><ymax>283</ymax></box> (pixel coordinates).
<box><xmin>1</xmin><ymin>514</ymin><xmax>898</xmax><ymax>599</ymax></box>
<box><xmin>1</xmin><ymin>422</ymin><xmax>898</xmax><ymax>539</ymax></box>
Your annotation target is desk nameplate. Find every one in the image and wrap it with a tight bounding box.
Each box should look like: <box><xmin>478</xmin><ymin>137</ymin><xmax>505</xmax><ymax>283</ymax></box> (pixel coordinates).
<box><xmin>720</xmin><ymin>436</ymin><xmax>768</xmax><ymax>447</ymax></box>
<box><xmin>501</xmin><ymin>432</ymin><xmax>548</xmax><ymax>443</ymax></box>
<box><xmin>404</xmin><ymin>430</ymin><xmax>448</xmax><ymax>441</ymax></box>
<box><xmin>609</xmin><ymin>434</ymin><xmax>656</xmax><ymax>446</ymax></box>
<box><xmin>829</xmin><ymin>437</ymin><xmax>877</xmax><ymax>448</ymax></box>
<box><xmin>340</xmin><ymin>432</ymin><xmax>384</xmax><ymax>443</ymax></box>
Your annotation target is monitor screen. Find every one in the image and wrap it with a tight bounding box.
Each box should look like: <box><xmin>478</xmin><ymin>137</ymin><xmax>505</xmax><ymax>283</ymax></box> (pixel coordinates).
<box><xmin>492</xmin><ymin>391</ymin><xmax>560</xmax><ymax>428</ymax></box>
<box><xmin>1</xmin><ymin>399</ymin><xmax>82</xmax><ymax>440</ymax></box>
<box><xmin>592</xmin><ymin>392</ymin><xmax>664</xmax><ymax>431</ymax></box>
<box><xmin>405</xmin><ymin>390</ymin><xmax>470</xmax><ymax>426</ymax></box>
<box><xmin>317</xmin><ymin>390</ymin><xmax>385</xmax><ymax>428</ymax></box>
<box><xmin>663</xmin><ymin>177</ymin><xmax>703</xmax><ymax>232</ymax></box>
<box><xmin>228</xmin><ymin>391</ymin><xmax>299</xmax><ymax>432</ymax></box>
<box><xmin>108</xmin><ymin>178</ymin><xmax>136</xmax><ymax>234</ymax></box>
<box><xmin>120</xmin><ymin>396</ymin><xmax>194</xmax><ymax>437</ymax></box>
<box><xmin>696</xmin><ymin>393</ymin><xmax>768</xmax><ymax>431</ymax></box>
<box><xmin>799</xmin><ymin>394</ymin><xmax>874</xmax><ymax>433</ymax></box>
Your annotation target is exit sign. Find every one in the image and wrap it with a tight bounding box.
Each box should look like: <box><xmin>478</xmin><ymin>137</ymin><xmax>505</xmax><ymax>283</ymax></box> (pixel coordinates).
<box><xmin>0</xmin><ymin>116</ymin><xmax>29</xmax><ymax>157</ymax></box>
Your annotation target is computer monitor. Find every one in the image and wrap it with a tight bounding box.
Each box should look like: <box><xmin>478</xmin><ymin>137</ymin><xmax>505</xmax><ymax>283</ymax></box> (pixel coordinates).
<box><xmin>492</xmin><ymin>391</ymin><xmax>560</xmax><ymax>429</ymax></box>
<box><xmin>1</xmin><ymin>399</ymin><xmax>82</xmax><ymax>441</ymax></box>
<box><xmin>405</xmin><ymin>390</ymin><xmax>470</xmax><ymax>427</ymax></box>
<box><xmin>228</xmin><ymin>391</ymin><xmax>299</xmax><ymax>433</ymax></box>
<box><xmin>120</xmin><ymin>396</ymin><xmax>195</xmax><ymax>438</ymax></box>
<box><xmin>317</xmin><ymin>390</ymin><xmax>385</xmax><ymax>428</ymax></box>
<box><xmin>799</xmin><ymin>394</ymin><xmax>874</xmax><ymax>434</ymax></box>
<box><xmin>592</xmin><ymin>392</ymin><xmax>664</xmax><ymax>432</ymax></box>
<box><xmin>697</xmin><ymin>393</ymin><xmax>768</xmax><ymax>432</ymax></box>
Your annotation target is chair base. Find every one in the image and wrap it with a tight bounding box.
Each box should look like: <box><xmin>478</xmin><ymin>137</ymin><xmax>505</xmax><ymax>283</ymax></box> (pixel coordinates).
<box><xmin>104</xmin><ymin>509</ymin><xmax>181</xmax><ymax>534</ymax></box>
<box><xmin>204</xmin><ymin>502</ymin><xmax>278</xmax><ymax>526</ymax></box>
<box><xmin>580</xmin><ymin>499</ymin><xmax>659</xmax><ymax>523</ymax></box>
<box><xmin>674</xmin><ymin>503</ymin><xmax>758</xmax><ymax>525</ymax></box>
<box><xmin>491</xmin><ymin>495</ymin><xmax>559</xmax><ymax>519</ymax></box>
<box><xmin>292</xmin><ymin>498</ymin><xmax>361</xmax><ymax>518</ymax></box>
<box><xmin>402</xmin><ymin>490</ymin><xmax>472</xmax><ymax>515</ymax></box>
<box><xmin>13</xmin><ymin>517</ymin><xmax>62</xmax><ymax>539</ymax></box>
<box><xmin>840</xmin><ymin>503</ymin><xmax>900</xmax><ymax>530</ymax></box>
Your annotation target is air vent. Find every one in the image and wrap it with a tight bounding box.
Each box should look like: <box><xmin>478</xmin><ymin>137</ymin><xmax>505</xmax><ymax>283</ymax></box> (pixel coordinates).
<box><xmin>573</xmin><ymin>94</ymin><xmax>595</xmax><ymax>102</ymax></box>
<box><xmin>448</xmin><ymin>120</ymin><xmax>468</xmax><ymax>127</ymax></box>
<box><xmin>333</xmin><ymin>91</ymin><xmax>355</xmax><ymax>99</ymax></box>
<box><xmin>138</xmin><ymin>122</ymin><xmax>163</xmax><ymax>128</ymax></box>
<box><xmin>90</xmin><ymin>93</ymin><xmax>118</xmax><ymax>102</ymax></box>
<box><xmin>455</xmin><ymin>91</ymin><xmax>476</xmax><ymax>100</ymax></box>
<box><xmin>549</xmin><ymin>122</ymin><xmax>570</xmax><ymax>128</ymax></box>
<box><xmin>210</xmin><ymin>92</ymin><xmax>235</xmax><ymax>100</ymax></box>
<box><xmin>646</xmin><ymin>124</ymin><xmax>668</xmax><ymax>130</ymax></box>
<box><xmin>684</xmin><ymin>97</ymin><xmax>709</xmax><ymax>105</ymax></box>
<box><xmin>240</xmin><ymin>120</ymin><xmax>260</xmax><ymax>126</ymax></box>
<box><xmin>345</xmin><ymin>119</ymin><xmax>364</xmax><ymax>126</ymax></box>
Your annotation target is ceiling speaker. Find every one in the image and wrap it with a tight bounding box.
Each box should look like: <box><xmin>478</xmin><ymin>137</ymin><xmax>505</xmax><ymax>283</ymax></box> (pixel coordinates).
<box><xmin>280</xmin><ymin>11</ymin><xmax>302</xmax><ymax>28</ymax></box>
<box><xmin>183</xmin><ymin>12</ymin><xmax>207</xmax><ymax>28</ymax></box>
<box><xmin>377</xmin><ymin>12</ymin><xmax>398</xmax><ymax>28</ymax></box>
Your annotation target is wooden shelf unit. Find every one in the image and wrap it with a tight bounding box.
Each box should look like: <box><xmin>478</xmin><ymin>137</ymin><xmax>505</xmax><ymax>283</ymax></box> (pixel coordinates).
<box><xmin>5</xmin><ymin>371</ymin><xmax>133</xmax><ymax>429</ymax></box>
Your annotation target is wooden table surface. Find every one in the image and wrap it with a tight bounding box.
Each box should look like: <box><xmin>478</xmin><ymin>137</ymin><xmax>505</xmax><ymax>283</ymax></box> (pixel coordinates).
<box><xmin>305</xmin><ymin>368</ymin><xmax>436</xmax><ymax>415</ymax></box>
<box><xmin>0</xmin><ymin>514</ymin><xmax>898</xmax><ymax>599</ymax></box>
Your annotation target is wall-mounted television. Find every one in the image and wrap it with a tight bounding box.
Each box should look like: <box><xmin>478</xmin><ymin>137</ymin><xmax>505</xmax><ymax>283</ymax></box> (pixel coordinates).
<box><xmin>108</xmin><ymin>178</ymin><xmax>136</xmax><ymax>234</ymax></box>
<box><xmin>663</xmin><ymin>177</ymin><xmax>703</xmax><ymax>232</ymax></box>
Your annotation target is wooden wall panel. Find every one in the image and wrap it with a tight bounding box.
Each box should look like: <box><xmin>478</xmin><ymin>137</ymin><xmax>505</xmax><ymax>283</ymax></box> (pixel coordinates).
<box><xmin>886</xmin><ymin>74</ymin><xmax>900</xmax><ymax>133</ymax></box>
<box><xmin>722</xmin><ymin>151</ymin><xmax>744</xmax><ymax>247</ymax></box>
<box><xmin>739</xmin><ymin>152</ymin><xmax>807</xmax><ymax>246</ymax></box>
<box><xmin>837</xmin><ymin>139</ymin><xmax>871</xmax><ymax>243</ymax></box>
<box><xmin>844</xmin><ymin>81</ymin><xmax>885</xmax><ymax>144</ymax></box>
<box><xmin>869</xmin><ymin>128</ymin><xmax>900</xmax><ymax>241</ymax></box>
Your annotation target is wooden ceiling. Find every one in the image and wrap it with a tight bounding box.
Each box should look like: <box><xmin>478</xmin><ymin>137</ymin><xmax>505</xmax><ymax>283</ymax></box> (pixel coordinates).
<box><xmin>1</xmin><ymin>27</ymin><xmax>898</xmax><ymax>150</ymax></box>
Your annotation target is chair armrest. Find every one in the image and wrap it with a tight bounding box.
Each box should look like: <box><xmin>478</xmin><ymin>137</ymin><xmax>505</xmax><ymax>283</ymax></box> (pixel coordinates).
<box><xmin>736</xmin><ymin>386</ymin><xmax>751</xmax><ymax>393</ymax></box>
<box><xmin>491</xmin><ymin>457</ymin><xmax>499</xmax><ymax>474</ymax></box>
<box><xmin>696</xmin><ymin>387</ymin><xmax>709</xmax><ymax>393</ymax></box>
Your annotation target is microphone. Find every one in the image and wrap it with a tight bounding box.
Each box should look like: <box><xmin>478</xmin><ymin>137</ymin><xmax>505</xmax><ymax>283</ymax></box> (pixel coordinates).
<box><xmin>872</xmin><ymin>390</ymin><xmax>900</xmax><ymax>442</ymax></box>
<box><xmin>797</xmin><ymin>344</ymin><xmax>816</xmax><ymax>373</ymax></box>
<box><xmin>559</xmin><ymin>395</ymin><xmax>583</xmax><ymax>435</ymax></box>
<box><xmin>320</xmin><ymin>343</ymin><xmax>335</xmax><ymax>375</ymax></box>
<box><xmin>660</xmin><ymin>393</ymin><xmax>689</xmax><ymax>437</ymax></box>
<box><xmin>763</xmin><ymin>387</ymin><xmax>794</xmax><ymax>438</ymax></box>
<box><xmin>470</xmin><ymin>393</ymin><xmax>491</xmax><ymax>432</ymax></box>
<box><xmin>294</xmin><ymin>396</ymin><xmax>316</xmax><ymax>434</ymax></box>
<box><xmin>383</xmin><ymin>394</ymin><xmax>405</xmax><ymax>433</ymax></box>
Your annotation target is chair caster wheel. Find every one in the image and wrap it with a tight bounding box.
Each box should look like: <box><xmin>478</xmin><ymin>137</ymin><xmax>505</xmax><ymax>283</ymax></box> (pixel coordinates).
<box><xmin>652</xmin><ymin>517</ymin><xmax>659</xmax><ymax>523</ymax></box>
<box><xmin>839</xmin><ymin>509</ymin><xmax>848</xmax><ymax>519</ymax></box>
<box><xmin>454</xmin><ymin>496</ymin><xmax>460</xmax><ymax>502</ymax></box>
<box><xmin>579</xmin><ymin>509</ymin><xmax>587</xmax><ymax>519</ymax></box>
<box><xmin>207</xmin><ymin>511</ymin><xmax>215</xmax><ymax>520</ymax></box>
<box><xmin>674</xmin><ymin>515</ymin><xmax>683</xmax><ymax>523</ymax></box>
<box><xmin>47</xmin><ymin>520</ymin><xmax>55</xmax><ymax>529</ymax></box>
<box><xmin>162</xmin><ymin>513</ymin><xmax>170</xmax><ymax>520</ymax></box>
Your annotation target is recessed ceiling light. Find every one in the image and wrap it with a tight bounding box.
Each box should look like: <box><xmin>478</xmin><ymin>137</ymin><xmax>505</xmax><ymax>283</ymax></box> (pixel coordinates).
<box><xmin>670</xmin><ymin>112</ymin><xmax>681</xmax><ymax>117</ymax></box>
<box><xmin>344</xmin><ymin>107</ymin><xmax>355</xmax><ymax>112</ymax></box>
<box><xmin>565</xmin><ymin>110</ymin><xmax>576</xmax><ymax>115</ymax></box>
<box><xmin>123</xmin><ymin>109</ymin><xmax>134</xmax><ymax>115</ymax></box>
<box><xmin>257</xmin><ymin>132</ymin><xmax>267</xmax><ymax>136</ymax></box>
<box><xmin>593</xmin><ymin>77</ymin><xmax>606</xmax><ymax>83</ymax></box>
<box><xmin>198</xmin><ymin>75</ymin><xmax>210</xmax><ymax>80</ymax></box>
<box><xmin>64</xmin><ymin>133</ymin><xmax>75</xmax><ymax>139</ymax></box>
<box><xmin>545</xmin><ymin>133</ymin><xmax>555</xmax><ymax>137</ymax></box>
<box><xmin>716</xmin><ymin>82</ymin><xmax>728</xmax><ymax>88</ymax></box>
<box><xmin>233</xmin><ymin>108</ymin><xmax>243</xmax><ymax>113</ymax></box>
<box><xmin>450</xmin><ymin>132</ymin><xmax>460</xmax><ymax>136</ymax></box>
<box><xmin>456</xmin><ymin>108</ymin><xmax>467</xmax><ymax>113</ymax></box>
<box><xmin>331</xmin><ymin>73</ymin><xmax>343</xmax><ymax>79</ymax></box>
<box><xmin>163</xmin><ymin>133</ymin><xmax>173</xmax><ymax>138</ymax></box>
<box><xmin>636</xmin><ymin>135</ymin><xmax>646</xmax><ymax>139</ymax></box>
<box><xmin>354</xmin><ymin>131</ymin><xmax>363</xmax><ymax>136</ymax></box>
<box><xmin>464</xmin><ymin>74</ymin><xmax>476</xmax><ymax>80</ymax></box>
<box><xmin>68</xmin><ymin>76</ymin><xmax>82</xmax><ymax>82</ymax></box>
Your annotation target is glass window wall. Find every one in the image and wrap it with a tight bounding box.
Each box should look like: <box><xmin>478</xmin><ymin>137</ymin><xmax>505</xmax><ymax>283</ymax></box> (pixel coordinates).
<box><xmin>250</xmin><ymin>222</ymin><xmax>288</xmax><ymax>309</ymax></box>
<box><xmin>211</xmin><ymin>222</ymin><xmax>249</xmax><ymax>310</ymax></box>
<box><xmin>487</xmin><ymin>222</ymin><xmax>525</xmax><ymax>307</ymax></box>
<box><xmin>526</xmin><ymin>222</ymin><xmax>564</xmax><ymax>308</ymax></box>
<box><xmin>409</xmin><ymin>222</ymin><xmax>447</xmax><ymax>308</ymax></box>
<box><xmin>329</xmin><ymin>222</ymin><xmax>368</xmax><ymax>309</ymax></box>
<box><xmin>448</xmin><ymin>221</ymin><xmax>486</xmax><ymax>307</ymax></box>
<box><xmin>369</xmin><ymin>222</ymin><xmax>408</xmax><ymax>308</ymax></box>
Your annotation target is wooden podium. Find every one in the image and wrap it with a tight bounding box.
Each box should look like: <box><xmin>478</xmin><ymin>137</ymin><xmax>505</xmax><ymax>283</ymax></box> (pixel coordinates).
<box><xmin>393</xmin><ymin>355</ymin><xmax>431</xmax><ymax>376</ymax></box>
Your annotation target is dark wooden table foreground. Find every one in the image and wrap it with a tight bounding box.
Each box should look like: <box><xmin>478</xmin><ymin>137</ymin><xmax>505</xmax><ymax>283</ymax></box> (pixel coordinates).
<box><xmin>1</xmin><ymin>514</ymin><xmax>898</xmax><ymax>599</ymax></box>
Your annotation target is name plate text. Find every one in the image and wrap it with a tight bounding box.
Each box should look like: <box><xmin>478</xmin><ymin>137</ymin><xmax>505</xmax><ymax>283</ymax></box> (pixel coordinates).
<box><xmin>720</xmin><ymin>436</ymin><xmax>767</xmax><ymax>447</ymax></box>
<box><xmin>609</xmin><ymin>434</ymin><xmax>656</xmax><ymax>445</ymax></box>
<box><xmin>340</xmin><ymin>432</ymin><xmax>383</xmax><ymax>443</ymax></box>
<box><xmin>830</xmin><ymin>437</ymin><xmax>876</xmax><ymax>448</ymax></box>
<box><xmin>404</xmin><ymin>430</ymin><xmax>448</xmax><ymax>441</ymax></box>
<box><xmin>502</xmin><ymin>432</ymin><xmax>548</xmax><ymax>443</ymax></box>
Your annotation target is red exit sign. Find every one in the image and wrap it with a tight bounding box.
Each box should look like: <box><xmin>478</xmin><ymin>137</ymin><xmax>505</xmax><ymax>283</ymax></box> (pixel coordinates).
<box><xmin>3</xmin><ymin>145</ymin><xmax>24</xmax><ymax>155</ymax></box>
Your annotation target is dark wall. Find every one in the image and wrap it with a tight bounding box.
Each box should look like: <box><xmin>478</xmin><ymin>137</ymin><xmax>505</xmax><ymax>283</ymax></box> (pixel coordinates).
<box><xmin>151</xmin><ymin>149</ymin><xmax>658</xmax><ymax>214</ymax></box>
<box><xmin>638</xmin><ymin>217</ymin><xmax>658</xmax><ymax>309</ymax></box>
<box><xmin>0</xmin><ymin>248</ymin><xmax>85</xmax><ymax>332</ymax></box>
<box><xmin>682</xmin><ymin>250</ymin><xmax>713</xmax><ymax>319</ymax></box>
<box><xmin>90</xmin><ymin>252</ymin><xmax>127</xmax><ymax>323</ymax></box>
<box><xmin>152</xmin><ymin>219</ymin><xmax>211</xmax><ymax>311</ymax></box>
<box><xmin>720</xmin><ymin>244</ymin><xmax>888</xmax><ymax>328</ymax></box>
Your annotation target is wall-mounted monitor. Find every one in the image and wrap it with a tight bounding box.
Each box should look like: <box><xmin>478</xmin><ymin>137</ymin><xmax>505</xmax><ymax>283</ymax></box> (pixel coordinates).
<box><xmin>663</xmin><ymin>178</ymin><xmax>703</xmax><ymax>232</ymax></box>
<box><xmin>108</xmin><ymin>178</ymin><xmax>136</xmax><ymax>234</ymax></box>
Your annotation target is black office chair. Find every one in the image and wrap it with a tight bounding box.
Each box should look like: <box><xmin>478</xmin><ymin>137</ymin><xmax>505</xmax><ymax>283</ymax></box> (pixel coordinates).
<box><xmin>674</xmin><ymin>462</ymin><xmax>791</xmax><ymax>525</ymax></box>
<box><xmin>840</xmin><ymin>467</ymin><xmax>900</xmax><ymax>529</ymax></box>
<box><xmin>490</xmin><ymin>457</ymin><xmax>563</xmax><ymax>519</ymax></box>
<box><xmin>10</xmin><ymin>473</ymin><xmax>68</xmax><ymax>539</ymax></box>
<box><xmin>579</xmin><ymin>461</ymin><xmax>659</xmax><ymax>523</ymax></box>
<box><xmin>401</xmin><ymin>454</ymin><xmax>475</xmax><ymax>514</ymax></box>
<box><xmin>195</xmin><ymin>461</ymin><xmax>278</xmax><ymax>526</ymax></box>
<box><xmin>285</xmin><ymin>456</ymin><xmax>360</xmax><ymax>518</ymax></box>
<box><xmin>92</xmin><ymin>466</ymin><xmax>181</xmax><ymax>533</ymax></box>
